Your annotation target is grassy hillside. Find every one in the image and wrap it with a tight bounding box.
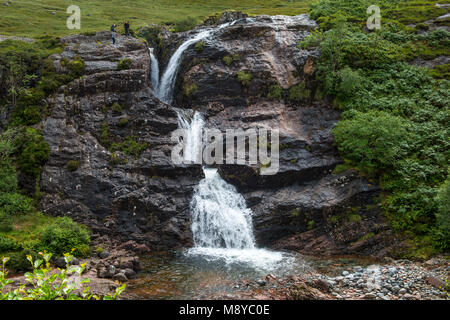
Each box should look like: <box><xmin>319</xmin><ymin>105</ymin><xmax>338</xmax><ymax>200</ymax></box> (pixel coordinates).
<box><xmin>0</xmin><ymin>0</ymin><xmax>311</xmax><ymax>38</ymax></box>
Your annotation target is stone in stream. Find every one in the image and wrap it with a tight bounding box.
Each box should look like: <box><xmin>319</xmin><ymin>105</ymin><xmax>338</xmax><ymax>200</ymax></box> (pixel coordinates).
<box><xmin>425</xmin><ymin>276</ymin><xmax>446</xmax><ymax>290</ymax></box>
<box><xmin>112</xmin><ymin>272</ymin><xmax>128</xmax><ymax>282</ymax></box>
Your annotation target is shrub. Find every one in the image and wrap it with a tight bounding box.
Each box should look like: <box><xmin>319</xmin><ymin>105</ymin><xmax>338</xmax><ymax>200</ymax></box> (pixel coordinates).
<box><xmin>434</xmin><ymin>174</ymin><xmax>450</xmax><ymax>250</ymax></box>
<box><xmin>5</xmin><ymin>249</ymin><xmax>39</xmax><ymax>271</ymax></box>
<box><xmin>333</xmin><ymin>111</ymin><xmax>412</xmax><ymax>172</ymax></box>
<box><xmin>39</xmin><ymin>217</ymin><xmax>90</xmax><ymax>257</ymax></box>
<box><xmin>223</xmin><ymin>54</ymin><xmax>240</xmax><ymax>66</ymax></box>
<box><xmin>111</xmin><ymin>102</ymin><xmax>122</xmax><ymax>113</ymax></box>
<box><xmin>100</xmin><ymin>121</ymin><xmax>110</xmax><ymax>147</ymax></box>
<box><xmin>267</xmin><ymin>85</ymin><xmax>283</xmax><ymax>100</ymax></box>
<box><xmin>183</xmin><ymin>81</ymin><xmax>198</xmax><ymax>97</ymax></box>
<box><xmin>117</xmin><ymin>58</ymin><xmax>132</xmax><ymax>71</ymax></box>
<box><xmin>118</xmin><ymin>117</ymin><xmax>129</xmax><ymax>127</ymax></box>
<box><xmin>0</xmin><ymin>235</ymin><xmax>21</xmax><ymax>253</ymax></box>
<box><xmin>223</xmin><ymin>55</ymin><xmax>233</xmax><ymax>66</ymax></box>
<box><xmin>337</xmin><ymin>67</ymin><xmax>363</xmax><ymax>101</ymax></box>
<box><xmin>0</xmin><ymin>193</ymin><xmax>32</xmax><ymax>216</ymax></box>
<box><xmin>0</xmin><ymin>253</ymin><xmax>126</xmax><ymax>299</ymax></box>
<box><xmin>14</xmin><ymin>127</ymin><xmax>50</xmax><ymax>178</ymax></box>
<box><xmin>194</xmin><ymin>41</ymin><xmax>205</xmax><ymax>52</ymax></box>
<box><xmin>289</xmin><ymin>82</ymin><xmax>310</xmax><ymax>101</ymax></box>
<box><xmin>110</xmin><ymin>136</ymin><xmax>147</xmax><ymax>158</ymax></box>
<box><xmin>66</xmin><ymin>160</ymin><xmax>80</xmax><ymax>172</ymax></box>
<box><xmin>173</xmin><ymin>17</ymin><xmax>197</xmax><ymax>32</ymax></box>
<box><xmin>0</xmin><ymin>211</ymin><xmax>13</xmax><ymax>233</ymax></box>
<box><xmin>67</xmin><ymin>59</ymin><xmax>85</xmax><ymax>77</ymax></box>
<box><xmin>237</xmin><ymin>70</ymin><xmax>252</xmax><ymax>86</ymax></box>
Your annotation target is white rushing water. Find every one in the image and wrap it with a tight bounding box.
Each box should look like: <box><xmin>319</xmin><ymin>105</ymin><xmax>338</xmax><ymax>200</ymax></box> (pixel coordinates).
<box><xmin>148</xmin><ymin>48</ymin><xmax>160</xmax><ymax>93</ymax></box>
<box><xmin>149</xmin><ymin>18</ymin><xmax>299</xmax><ymax>271</ymax></box>
<box><xmin>190</xmin><ymin>167</ymin><xmax>255</xmax><ymax>249</ymax></box>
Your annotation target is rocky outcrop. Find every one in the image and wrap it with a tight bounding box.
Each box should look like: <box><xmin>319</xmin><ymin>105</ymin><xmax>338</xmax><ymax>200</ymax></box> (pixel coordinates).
<box><xmin>38</xmin><ymin>13</ymin><xmax>395</xmax><ymax>256</ymax></box>
<box><xmin>39</xmin><ymin>31</ymin><xmax>203</xmax><ymax>249</ymax></box>
<box><xmin>162</xmin><ymin>13</ymin><xmax>395</xmax><ymax>256</ymax></box>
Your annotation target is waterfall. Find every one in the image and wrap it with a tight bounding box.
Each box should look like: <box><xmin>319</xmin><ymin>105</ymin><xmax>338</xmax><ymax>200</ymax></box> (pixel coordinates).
<box><xmin>157</xmin><ymin>30</ymin><xmax>213</xmax><ymax>104</ymax></box>
<box><xmin>150</xmin><ymin>18</ymin><xmax>295</xmax><ymax>271</ymax></box>
<box><xmin>190</xmin><ymin>168</ymin><xmax>256</xmax><ymax>249</ymax></box>
<box><xmin>154</xmin><ymin>20</ymin><xmax>239</xmax><ymax>104</ymax></box>
<box><xmin>149</xmin><ymin>48</ymin><xmax>160</xmax><ymax>93</ymax></box>
<box><xmin>176</xmin><ymin>109</ymin><xmax>204</xmax><ymax>164</ymax></box>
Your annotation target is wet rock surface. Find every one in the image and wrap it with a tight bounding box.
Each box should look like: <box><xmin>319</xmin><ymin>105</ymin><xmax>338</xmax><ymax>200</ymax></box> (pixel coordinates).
<box><xmin>39</xmin><ymin>32</ymin><xmax>203</xmax><ymax>249</ymax></box>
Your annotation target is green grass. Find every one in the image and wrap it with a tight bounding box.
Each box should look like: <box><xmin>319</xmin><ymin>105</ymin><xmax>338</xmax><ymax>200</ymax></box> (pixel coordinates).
<box><xmin>0</xmin><ymin>0</ymin><xmax>311</xmax><ymax>38</ymax></box>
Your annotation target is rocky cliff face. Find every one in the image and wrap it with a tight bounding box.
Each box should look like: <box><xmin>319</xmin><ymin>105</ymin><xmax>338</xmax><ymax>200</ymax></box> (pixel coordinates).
<box><xmin>40</xmin><ymin>31</ymin><xmax>202</xmax><ymax>249</ymax></box>
<box><xmin>39</xmin><ymin>14</ymin><xmax>396</xmax><ymax>256</ymax></box>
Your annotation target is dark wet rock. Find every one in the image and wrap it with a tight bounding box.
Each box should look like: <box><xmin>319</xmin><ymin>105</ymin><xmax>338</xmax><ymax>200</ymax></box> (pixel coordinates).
<box><xmin>112</xmin><ymin>272</ymin><xmax>128</xmax><ymax>282</ymax></box>
<box><xmin>124</xmin><ymin>268</ymin><xmax>137</xmax><ymax>279</ymax></box>
<box><xmin>55</xmin><ymin>257</ymin><xmax>67</xmax><ymax>268</ymax></box>
<box><xmin>40</xmin><ymin>33</ymin><xmax>203</xmax><ymax>250</ymax></box>
<box><xmin>70</xmin><ymin>257</ymin><xmax>80</xmax><ymax>266</ymax></box>
<box><xmin>99</xmin><ymin>251</ymin><xmax>110</xmax><ymax>259</ymax></box>
<box><xmin>425</xmin><ymin>276</ymin><xmax>446</xmax><ymax>290</ymax></box>
<box><xmin>106</xmin><ymin>265</ymin><xmax>116</xmax><ymax>278</ymax></box>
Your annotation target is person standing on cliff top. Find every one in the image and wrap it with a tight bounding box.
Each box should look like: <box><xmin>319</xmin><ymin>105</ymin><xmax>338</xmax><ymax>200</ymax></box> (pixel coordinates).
<box><xmin>124</xmin><ymin>21</ymin><xmax>130</xmax><ymax>37</ymax></box>
<box><xmin>111</xmin><ymin>24</ymin><xmax>117</xmax><ymax>44</ymax></box>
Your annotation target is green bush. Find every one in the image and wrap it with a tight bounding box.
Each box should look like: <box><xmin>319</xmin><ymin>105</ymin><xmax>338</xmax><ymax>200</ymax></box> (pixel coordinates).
<box><xmin>307</xmin><ymin>0</ymin><xmax>450</xmax><ymax>252</ymax></box>
<box><xmin>39</xmin><ymin>217</ymin><xmax>90</xmax><ymax>257</ymax></box>
<box><xmin>0</xmin><ymin>212</ymin><xmax>13</xmax><ymax>233</ymax></box>
<box><xmin>0</xmin><ymin>193</ymin><xmax>32</xmax><ymax>216</ymax></box>
<box><xmin>66</xmin><ymin>160</ymin><xmax>80</xmax><ymax>172</ymax></box>
<box><xmin>289</xmin><ymin>82</ymin><xmax>310</xmax><ymax>101</ymax></box>
<box><xmin>183</xmin><ymin>81</ymin><xmax>198</xmax><ymax>97</ymax></box>
<box><xmin>0</xmin><ymin>235</ymin><xmax>21</xmax><ymax>253</ymax></box>
<box><xmin>100</xmin><ymin>121</ymin><xmax>111</xmax><ymax>147</ymax></box>
<box><xmin>14</xmin><ymin>127</ymin><xmax>50</xmax><ymax>178</ymax></box>
<box><xmin>267</xmin><ymin>85</ymin><xmax>283</xmax><ymax>100</ymax></box>
<box><xmin>111</xmin><ymin>102</ymin><xmax>122</xmax><ymax>113</ymax></box>
<box><xmin>237</xmin><ymin>70</ymin><xmax>252</xmax><ymax>86</ymax></box>
<box><xmin>194</xmin><ymin>41</ymin><xmax>205</xmax><ymax>52</ymax></box>
<box><xmin>1</xmin><ymin>252</ymin><xmax>126</xmax><ymax>299</ymax></box>
<box><xmin>434</xmin><ymin>174</ymin><xmax>450</xmax><ymax>250</ymax></box>
<box><xmin>67</xmin><ymin>59</ymin><xmax>85</xmax><ymax>77</ymax></box>
<box><xmin>223</xmin><ymin>55</ymin><xmax>233</xmax><ymax>66</ymax></box>
<box><xmin>117</xmin><ymin>58</ymin><xmax>132</xmax><ymax>71</ymax></box>
<box><xmin>118</xmin><ymin>117</ymin><xmax>129</xmax><ymax>127</ymax></box>
<box><xmin>333</xmin><ymin>110</ymin><xmax>412</xmax><ymax>172</ymax></box>
<box><xmin>5</xmin><ymin>249</ymin><xmax>39</xmax><ymax>271</ymax></box>
<box><xmin>110</xmin><ymin>136</ymin><xmax>147</xmax><ymax>158</ymax></box>
<box><xmin>173</xmin><ymin>17</ymin><xmax>197</xmax><ymax>32</ymax></box>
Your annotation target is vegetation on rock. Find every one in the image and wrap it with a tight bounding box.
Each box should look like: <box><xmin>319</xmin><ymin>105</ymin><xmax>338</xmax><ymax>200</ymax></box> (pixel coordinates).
<box><xmin>302</xmin><ymin>0</ymin><xmax>450</xmax><ymax>254</ymax></box>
